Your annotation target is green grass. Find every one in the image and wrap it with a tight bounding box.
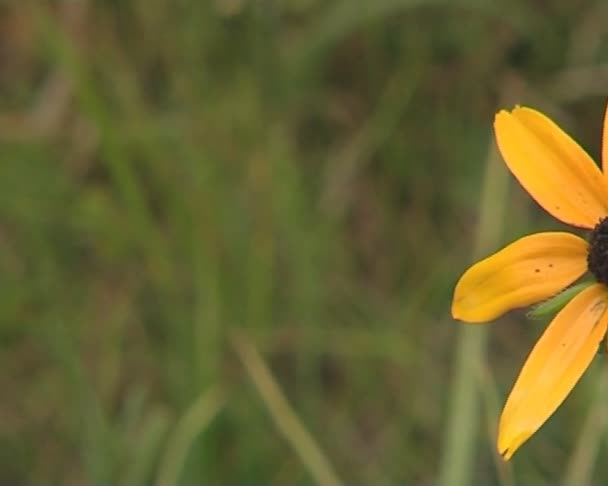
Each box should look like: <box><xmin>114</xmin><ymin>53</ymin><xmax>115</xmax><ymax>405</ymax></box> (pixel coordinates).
<box><xmin>2</xmin><ymin>0</ymin><xmax>608</xmax><ymax>484</ymax></box>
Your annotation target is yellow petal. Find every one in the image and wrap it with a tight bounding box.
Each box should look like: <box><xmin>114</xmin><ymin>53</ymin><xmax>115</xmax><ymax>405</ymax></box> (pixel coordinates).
<box><xmin>498</xmin><ymin>284</ymin><xmax>608</xmax><ymax>460</ymax></box>
<box><xmin>495</xmin><ymin>107</ymin><xmax>608</xmax><ymax>228</ymax></box>
<box><xmin>452</xmin><ymin>232</ymin><xmax>588</xmax><ymax>322</ymax></box>
<box><xmin>602</xmin><ymin>102</ymin><xmax>608</xmax><ymax>177</ymax></box>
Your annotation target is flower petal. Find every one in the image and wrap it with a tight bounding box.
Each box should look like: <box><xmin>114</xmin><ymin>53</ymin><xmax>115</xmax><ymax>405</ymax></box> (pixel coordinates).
<box><xmin>452</xmin><ymin>232</ymin><xmax>588</xmax><ymax>322</ymax></box>
<box><xmin>498</xmin><ymin>284</ymin><xmax>608</xmax><ymax>460</ymax></box>
<box><xmin>495</xmin><ymin>107</ymin><xmax>608</xmax><ymax>228</ymax></box>
<box><xmin>602</xmin><ymin>102</ymin><xmax>608</xmax><ymax>176</ymax></box>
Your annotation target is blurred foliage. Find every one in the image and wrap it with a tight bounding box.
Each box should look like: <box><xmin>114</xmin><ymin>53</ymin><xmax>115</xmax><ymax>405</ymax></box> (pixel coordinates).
<box><xmin>2</xmin><ymin>0</ymin><xmax>608</xmax><ymax>484</ymax></box>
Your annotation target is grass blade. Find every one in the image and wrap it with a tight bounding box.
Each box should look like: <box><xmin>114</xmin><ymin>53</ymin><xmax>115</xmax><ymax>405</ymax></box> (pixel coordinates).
<box><xmin>231</xmin><ymin>332</ymin><xmax>343</xmax><ymax>486</ymax></box>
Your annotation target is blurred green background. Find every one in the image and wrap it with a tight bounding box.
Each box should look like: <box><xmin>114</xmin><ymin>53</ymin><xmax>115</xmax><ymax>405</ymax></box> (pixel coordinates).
<box><xmin>3</xmin><ymin>1</ymin><xmax>608</xmax><ymax>484</ymax></box>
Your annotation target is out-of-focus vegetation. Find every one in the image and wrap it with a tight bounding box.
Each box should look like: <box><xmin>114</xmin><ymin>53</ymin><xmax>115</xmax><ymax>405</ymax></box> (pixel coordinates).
<box><xmin>3</xmin><ymin>1</ymin><xmax>608</xmax><ymax>484</ymax></box>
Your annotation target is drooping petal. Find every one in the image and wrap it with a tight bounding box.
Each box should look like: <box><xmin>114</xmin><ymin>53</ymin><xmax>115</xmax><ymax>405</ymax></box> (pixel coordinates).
<box><xmin>495</xmin><ymin>107</ymin><xmax>608</xmax><ymax>228</ymax></box>
<box><xmin>452</xmin><ymin>232</ymin><xmax>588</xmax><ymax>322</ymax></box>
<box><xmin>498</xmin><ymin>284</ymin><xmax>608</xmax><ymax>460</ymax></box>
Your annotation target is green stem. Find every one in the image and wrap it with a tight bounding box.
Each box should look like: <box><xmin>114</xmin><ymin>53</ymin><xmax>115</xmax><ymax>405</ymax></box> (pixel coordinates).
<box><xmin>438</xmin><ymin>119</ymin><xmax>511</xmax><ymax>486</ymax></box>
<box><xmin>562</xmin><ymin>365</ymin><xmax>608</xmax><ymax>486</ymax></box>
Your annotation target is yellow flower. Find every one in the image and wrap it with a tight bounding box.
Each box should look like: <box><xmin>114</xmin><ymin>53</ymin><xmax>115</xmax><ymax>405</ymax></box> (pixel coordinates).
<box><xmin>452</xmin><ymin>104</ymin><xmax>608</xmax><ymax>460</ymax></box>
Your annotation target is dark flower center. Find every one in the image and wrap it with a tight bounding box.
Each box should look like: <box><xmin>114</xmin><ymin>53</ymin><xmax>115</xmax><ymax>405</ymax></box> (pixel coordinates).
<box><xmin>588</xmin><ymin>217</ymin><xmax>608</xmax><ymax>284</ymax></box>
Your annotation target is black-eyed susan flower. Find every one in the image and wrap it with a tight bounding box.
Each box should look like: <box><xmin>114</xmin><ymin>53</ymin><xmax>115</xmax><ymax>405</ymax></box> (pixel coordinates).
<box><xmin>452</xmin><ymin>104</ymin><xmax>608</xmax><ymax>460</ymax></box>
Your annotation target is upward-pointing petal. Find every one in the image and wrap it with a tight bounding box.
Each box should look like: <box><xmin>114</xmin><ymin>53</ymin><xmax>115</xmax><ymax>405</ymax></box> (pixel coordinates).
<box><xmin>602</xmin><ymin>101</ymin><xmax>608</xmax><ymax>177</ymax></box>
<box><xmin>495</xmin><ymin>107</ymin><xmax>608</xmax><ymax>228</ymax></box>
<box><xmin>498</xmin><ymin>284</ymin><xmax>608</xmax><ymax>460</ymax></box>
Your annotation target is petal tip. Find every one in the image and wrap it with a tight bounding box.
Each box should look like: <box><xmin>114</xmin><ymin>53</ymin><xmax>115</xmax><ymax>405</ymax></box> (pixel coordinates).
<box><xmin>450</xmin><ymin>298</ymin><xmax>488</xmax><ymax>324</ymax></box>
<box><xmin>497</xmin><ymin>427</ymin><xmax>527</xmax><ymax>461</ymax></box>
<box><xmin>495</xmin><ymin>105</ymin><xmax>523</xmax><ymax>118</ymax></box>
<box><xmin>498</xmin><ymin>446</ymin><xmax>514</xmax><ymax>462</ymax></box>
<box><xmin>494</xmin><ymin>110</ymin><xmax>510</xmax><ymax>124</ymax></box>
<box><xmin>450</xmin><ymin>300</ymin><xmax>462</xmax><ymax>320</ymax></box>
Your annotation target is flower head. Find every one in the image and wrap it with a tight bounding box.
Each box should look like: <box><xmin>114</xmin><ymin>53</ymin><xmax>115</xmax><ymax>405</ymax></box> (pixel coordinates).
<box><xmin>452</xmin><ymin>103</ymin><xmax>608</xmax><ymax>459</ymax></box>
